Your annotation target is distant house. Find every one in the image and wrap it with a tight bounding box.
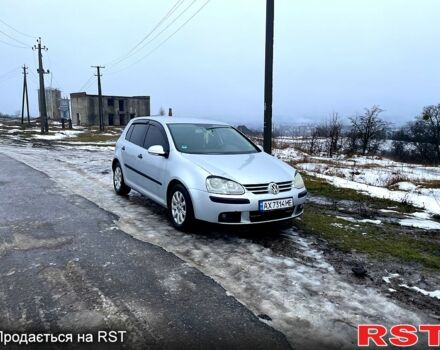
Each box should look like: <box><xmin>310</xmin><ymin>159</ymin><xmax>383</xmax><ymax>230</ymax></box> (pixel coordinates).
<box><xmin>39</xmin><ymin>88</ymin><xmax>62</xmax><ymax>121</ymax></box>
<box><xmin>70</xmin><ymin>92</ymin><xmax>150</xmax><ymax>126</ymax></box>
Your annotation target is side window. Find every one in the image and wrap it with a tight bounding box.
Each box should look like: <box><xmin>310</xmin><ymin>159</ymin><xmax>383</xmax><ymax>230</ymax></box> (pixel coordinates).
<box><xmin>125</xmin><ymin>125</ymin><xmax>134</xmax><ymax>140</ymax></box>
<box><xmin>144</xmin><ymin>125</ymin><xmax>168</xmax><ymax>150</ymax></box>
<box><xmin>128</xmin><ymin>124</ymin><xmax>149</xmax><ymax>147</ymax></box>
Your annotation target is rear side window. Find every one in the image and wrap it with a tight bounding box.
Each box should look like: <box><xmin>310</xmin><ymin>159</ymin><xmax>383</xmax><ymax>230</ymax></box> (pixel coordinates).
<box><xmin>125</xmin><ymin>125</ymin><xmax>134</xmax><ymax>140</ymax></box>
<box><xmin>144</xmin><ymin>125</ymin><xmax>168</xmax><ymax>150</ymax></box>
<box><xmin>128</xmin><ymin>124</ymin><xmax>149</xmax><ymax>147</ymax></box>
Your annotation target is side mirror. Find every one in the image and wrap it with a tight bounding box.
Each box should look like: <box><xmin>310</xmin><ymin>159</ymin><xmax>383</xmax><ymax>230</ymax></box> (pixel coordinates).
<box><xmin>257</xmin><ymin>145</ymin><xmax>264</xmax><ymax>151</ymax></box>
<box><xmin>148</xmin><ymin>145</ymin><xmax>167</xmax><ymax>156</ymax></box>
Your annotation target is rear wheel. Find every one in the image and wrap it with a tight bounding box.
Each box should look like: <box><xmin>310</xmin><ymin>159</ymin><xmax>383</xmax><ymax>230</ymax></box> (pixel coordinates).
<box><xmin>169</xmin><ymin>184</ymin><xmax>194</xmax><ymax>231</ymax></box>
<box><xmin>113</xmin><ymin>162</ymin><xmax>131</xmax><ymax>195</ymax></box>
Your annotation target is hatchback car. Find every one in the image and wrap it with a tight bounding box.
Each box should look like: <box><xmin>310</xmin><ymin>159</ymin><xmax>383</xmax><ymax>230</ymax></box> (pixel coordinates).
<box><xmin>112</xmin><ymin>117</ymin><xmax>307</xmax><ymax>230</ymax></box>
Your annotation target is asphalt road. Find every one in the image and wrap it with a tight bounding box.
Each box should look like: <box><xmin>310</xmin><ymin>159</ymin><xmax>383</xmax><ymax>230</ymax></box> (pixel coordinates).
<box><xmin>0</xmin><ymin>153</ymin><xmax>291</xmax><ymax>350</ymax></box>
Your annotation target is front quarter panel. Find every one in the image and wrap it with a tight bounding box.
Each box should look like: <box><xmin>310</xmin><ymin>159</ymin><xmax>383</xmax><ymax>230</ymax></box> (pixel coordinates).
<box><xmin>164</xmin><ymin>152</ymin><xmax>210</xmax><ymax>195</ymax></box>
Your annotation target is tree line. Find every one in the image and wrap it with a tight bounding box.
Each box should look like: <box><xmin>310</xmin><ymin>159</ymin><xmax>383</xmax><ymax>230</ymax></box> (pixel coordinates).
<box><xmin>301</xmin><ymin>104</ymin><xmax>440</xmax><ymax>165</ymax></box>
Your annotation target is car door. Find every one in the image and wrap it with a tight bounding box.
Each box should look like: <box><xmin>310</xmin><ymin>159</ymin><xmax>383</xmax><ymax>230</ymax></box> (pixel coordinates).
<box><xmin>138</xmin><ymin>121</ymin><xmax>169</xmax><ymax>199</ymax></box>
<box><xmin>122</xmin><ymin>122</ymin><xmax>149</xmax><ymax>189</ymax></box>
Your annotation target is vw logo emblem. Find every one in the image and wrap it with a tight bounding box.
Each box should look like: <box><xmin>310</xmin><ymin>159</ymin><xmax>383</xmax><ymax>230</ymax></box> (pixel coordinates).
<box><xmin>268</xmin><ymin>182</ymin><xmax>279</xmax><ymax>195</ymax></box>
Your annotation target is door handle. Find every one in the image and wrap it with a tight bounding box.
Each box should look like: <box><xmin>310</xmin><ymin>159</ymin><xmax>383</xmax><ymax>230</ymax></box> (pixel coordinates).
<box><xmin>137</xmin><ymin>154</ymin><xmax>143</xmax><ymax>159</ymax></box>
<box><xmin>122</xmin><ymin>146</ymin><xmax>125</xmax><ymax>151</ymax></box>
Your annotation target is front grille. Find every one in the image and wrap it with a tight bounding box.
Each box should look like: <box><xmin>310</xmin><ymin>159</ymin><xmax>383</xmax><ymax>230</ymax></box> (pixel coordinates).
<box><xmin>249</xmin><ymin>208</ymin><xmax>294</xmax><ymax>223</ymax></box>
<box><xmin>243</xmin><ymin>181</ymin><xmax>292</xmax><ymax>195</ymax></box>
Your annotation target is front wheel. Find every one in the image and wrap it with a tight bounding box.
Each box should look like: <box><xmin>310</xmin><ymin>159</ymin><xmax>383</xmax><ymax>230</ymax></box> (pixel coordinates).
<box><xmin>168</xmin><ymin>184</ymin><xmax>194</xmax><ymax>231</ymax></box>
<box><xmin>113</xmin><ymin>162</ymin><xmax>131</xmax><ymax>195</ymax></box>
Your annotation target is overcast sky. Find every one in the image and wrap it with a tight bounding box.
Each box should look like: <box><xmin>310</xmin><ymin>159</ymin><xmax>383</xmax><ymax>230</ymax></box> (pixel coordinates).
<box><xmin>1</xmin><ymin>0</ymin><xmax>440</xmax><ymax>126</ymax></box>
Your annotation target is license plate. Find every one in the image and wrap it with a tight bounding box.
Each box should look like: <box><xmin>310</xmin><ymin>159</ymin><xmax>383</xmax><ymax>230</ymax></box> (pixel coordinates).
<box><xmin>259</xmin><ymin>197</ymin><xmax>293</xmax><ymax>212</ymax></box>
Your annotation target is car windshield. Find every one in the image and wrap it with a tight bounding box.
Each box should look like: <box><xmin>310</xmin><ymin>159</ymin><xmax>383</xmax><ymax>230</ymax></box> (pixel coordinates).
<box><xmin>167</xmin><ymin>123</ymin><xmax>259</xmax><ymax>154</ymax></box>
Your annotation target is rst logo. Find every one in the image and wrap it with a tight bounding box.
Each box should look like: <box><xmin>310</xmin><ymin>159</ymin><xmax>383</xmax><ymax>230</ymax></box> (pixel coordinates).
<box><xmin>358</xmin><ymin>324</ymin><xmax>440</xmax><ymax>347</ymax></box>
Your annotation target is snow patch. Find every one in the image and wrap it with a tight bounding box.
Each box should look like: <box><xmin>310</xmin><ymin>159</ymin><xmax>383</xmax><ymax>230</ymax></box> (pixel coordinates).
<box><xmin>396</xmin><ymin>182</ymin><xmax>417</xmax><ymax>191</ymax></box>
<box><xmin>336</xmin><ymin>216</ymin><xmax>381</xmax><ymax>225</ymax></box>
<box><xmin>382</xmin><ymin>273</ymin><xmax>400</xmax><ymax>284</ymax></box>
<box><xmin>399</xmin><ymin>218</ymin><xmax>440</xmax><ymax>231</ymax></box>
<box><xmin>399</xmin><ymin>284</ymin><xmax>440</xmax><ymax>300</ymax></box>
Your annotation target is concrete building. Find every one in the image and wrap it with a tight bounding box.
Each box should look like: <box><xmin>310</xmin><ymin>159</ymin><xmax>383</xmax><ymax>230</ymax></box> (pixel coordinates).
<box><xmin>38</xmin><ymin>88</ymin><xmax>62</xmax><ymax>120</ymax></box>
<box><xmin>70</xmin><ymin>92</ymin><xmax>150</xmax><ymax>126</ymax></box>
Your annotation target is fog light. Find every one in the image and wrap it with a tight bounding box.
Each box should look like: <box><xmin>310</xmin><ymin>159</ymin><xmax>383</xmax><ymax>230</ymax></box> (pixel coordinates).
<box><xmin>218</xmin><ymin>212</ymin><xmax>241</xmax><ymax>223</ymax></box>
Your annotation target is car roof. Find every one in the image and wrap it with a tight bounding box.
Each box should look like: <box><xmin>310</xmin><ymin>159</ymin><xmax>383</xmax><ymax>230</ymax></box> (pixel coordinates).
<box><xmin>131</xmin><ymin>116</ymin><xmax>230</xmax><ymax>126</ymax></box>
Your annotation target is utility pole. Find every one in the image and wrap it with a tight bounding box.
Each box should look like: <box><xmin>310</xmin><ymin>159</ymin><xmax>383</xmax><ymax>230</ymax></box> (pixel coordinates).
<box><xmin>263</xmin><ymin>0</ymin><xmax>274</xmax><ymax>154</ymax></box>
<box><xmin>92</xmin><ymin>65</ymin><xmax>105</xmax><ymax>131</ymax></box>
<box><xmin>21</xmin><ymin>65</ymin><xmax>30</xmax><ymax>125</ymax></box>
<box><xmin>33</xmin><ymin>37</ymin><xmax>49</xmax><ymax>133</ymax></box>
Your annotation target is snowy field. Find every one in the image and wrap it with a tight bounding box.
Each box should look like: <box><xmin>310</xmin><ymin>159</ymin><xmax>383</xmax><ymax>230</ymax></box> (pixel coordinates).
<box><xmin>0</xmin><ymin>129</ymin><xmax>437</xmax><ymax>348</ymax></box>
<box><xmin>274</xmin><ymin>143</ymin><xmax>440</xmax><ymax>225</ymax></box>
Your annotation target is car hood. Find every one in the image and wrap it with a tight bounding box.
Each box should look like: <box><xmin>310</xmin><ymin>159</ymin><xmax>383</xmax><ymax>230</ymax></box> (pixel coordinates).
<box><xmin>182</xmin><ymin>152</ymin><xmax>294</xmax><ymax>184</ymax></box>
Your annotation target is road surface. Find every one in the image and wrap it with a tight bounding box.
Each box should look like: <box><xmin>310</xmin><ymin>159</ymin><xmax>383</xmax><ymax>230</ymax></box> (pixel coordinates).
<box><xmin>0</xmin><ymin>153</ymin><xmax>290</xmax><ymax>349</ymax></box>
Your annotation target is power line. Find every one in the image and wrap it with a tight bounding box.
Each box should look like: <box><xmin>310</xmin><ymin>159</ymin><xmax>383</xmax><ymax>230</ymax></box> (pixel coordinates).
<box><xmin>46</xmin><ymin>53</ymin><xmax>61</xmax><ymax>88</ymax></box>
<box><xmin>0</xmin><ymin>66</ymin><xmax>20</xmax><ymax>80</ymax></box>
<box><xmin>107</xmin><ymin>0</ymin><xmax>198</xmax><ymax>71</ymax></box>
<box><xmin>50</xmin><ymin>72</ymin><xmax>62</xmax><ymax>88</ymax></box>
<box><xmin>106</xmin><ymin>0</ymin><xmax>185</xmax><ymax>68</ymax></box>
<box><xmin>27</xmin><ymin>69</ymin><xmax>39</xmax><ymax>85</ymax></box>
<box><xmin>109</xmin><ymin>0</ymin><xmax>210</xmax><ymax>75</ymax></box>
<box><xmin>78</xmin><ymin>75</ymin><xmax>94</xmax><ymax>91</ymax></box>
<box><xmin>0</xmin><ymin>18</ymin><xmax>35</xmax><ymax>39</ymax></box>
<box><xmin>0</xmin><ymin>38</ymin><xmax>28</xmax><ymax>49</ymax></box>
<box><xmin>0</xmin><ymin>28</ymin><xmax>31</xmax><ymax>47</ymax></box>
<box><xmin>0</xmin><ymin>74</ymin><xmax>17</xmax><ymax>85</ymax></box>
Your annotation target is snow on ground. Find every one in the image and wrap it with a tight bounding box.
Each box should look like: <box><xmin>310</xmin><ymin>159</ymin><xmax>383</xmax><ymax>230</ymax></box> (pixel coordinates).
<box><xmin>62</xmin><ymin>141</ymin><xmax>116</xmax><ymax>146</ymax></box>
<box><xmin>382</xmin><ymin>273</ymin><xmax>400</xmax><ymax>284</ymax></box>
<box><xmin>0</xmin><ymin>143</ymin><xmax>428</xmax><ymax>349</ymax></box>
<box><xmin>30</xmin><ymin>129</ymin><xmax>84</xmax><ymax>140</ymax></box>
<box><xmin>399</xmin><ymin>218</ymin><xmax>440</xmax><ymax>230</ymax></box>
<box><xmin>336</xmin><ymin>216</ymin><xmax>382</xmax><ymax>225</ymax></box>
<box><xmin>399</xmin><ymin>285</ymin><xmax>440</xmax><ymax>300</ymax></box>
<box><xmin>319</xmin><ymin>174</ymin><xmax>440</xmax><ymax>216</ymax></box>
<box><xmin>275</xmin><ymin>141</ymin><xmax>440</xmax><ymax>218</ymax></box>
<box><xmin>274</xmin><ymin>144</ymin><xmax>440</xmax><ymax>218</ymax></box>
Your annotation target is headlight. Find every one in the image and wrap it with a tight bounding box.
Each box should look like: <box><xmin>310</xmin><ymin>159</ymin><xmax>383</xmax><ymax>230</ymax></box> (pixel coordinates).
<box><xmin>206</xmin><ymin>176</ymin><xmax>245</xmax><ymax>195</ymax></box>
<box><xmin>294</xmin><ymin>172</ymin><xmax>305</xmax><ymax>189</ymax></box>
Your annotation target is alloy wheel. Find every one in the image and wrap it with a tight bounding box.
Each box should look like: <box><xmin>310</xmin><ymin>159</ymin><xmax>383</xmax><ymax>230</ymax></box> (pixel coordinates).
<box><xmin>171</xmin><ymin>191</ymin><xmax>187</xmax><ymax>225</ymax></box>
<box><xmin>114</xmin><ymin>166</ymin><xmax>122</xmax><ymax>190</ymax></box>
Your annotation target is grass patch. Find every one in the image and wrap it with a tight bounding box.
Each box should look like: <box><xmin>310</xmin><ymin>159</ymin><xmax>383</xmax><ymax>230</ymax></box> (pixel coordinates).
<box><xmin>68</xmin><ymin>132</ymin><xmax>118</xmax><ymax>143</ymax></box>
<box><xmin>416</xmin><ymin>180</ymin><xmax>440</xmax><ymax>189</ymax></box>
<box><xmin>295</xmin><ymin>204</ymin><xmax>440</xmax><ymax>269</ymax></box>
<box><xmin>302</xmin><ymin>174</ymin><xmax>415</xmax><ymax>213</ymax></box>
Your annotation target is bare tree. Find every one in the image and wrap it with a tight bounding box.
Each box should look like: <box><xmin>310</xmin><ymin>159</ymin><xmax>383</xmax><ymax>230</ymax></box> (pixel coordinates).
<box><xmin>306</xmin><ymin>114</ymin><xmax>343</xmax><ymax>157</ymax></box>
<box><xmin>421</xmin><ymin>104</ymin><xmax>440</xmax><ymax>162</ymax></box>
<box><xmin>326</xmin><ymin>112</ymin><xmax>343</xmax><ymax>157</ymax></box>
<box><xmin>349</xmin><ymin>105</ymin><xmax>389</xmax><ymax>155</ymax></box>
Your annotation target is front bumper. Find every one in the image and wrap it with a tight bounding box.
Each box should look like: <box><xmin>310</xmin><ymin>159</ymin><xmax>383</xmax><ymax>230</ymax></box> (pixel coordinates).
<box><xmin>189</xmin><ymin>187</ymin><xmax>307</xmax><ymax>224</ymax></box>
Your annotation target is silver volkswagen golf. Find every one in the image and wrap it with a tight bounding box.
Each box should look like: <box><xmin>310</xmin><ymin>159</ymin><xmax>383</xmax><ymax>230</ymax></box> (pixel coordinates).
<box><xmin>112</xmin><ymin>117</ymin><xmax>307</xmax><ymax>230</ymax></box>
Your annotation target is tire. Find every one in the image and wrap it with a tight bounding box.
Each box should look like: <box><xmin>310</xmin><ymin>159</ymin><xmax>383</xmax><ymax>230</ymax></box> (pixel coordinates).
<box><xmin>113</xmin><ymin>162</ymin><xmax>131</xmax><ymax>195</ymax></box>
<box><xmin>168</xmin><ymin>184</ymin><xmax>194</xmax><ymax>231</ymax></box>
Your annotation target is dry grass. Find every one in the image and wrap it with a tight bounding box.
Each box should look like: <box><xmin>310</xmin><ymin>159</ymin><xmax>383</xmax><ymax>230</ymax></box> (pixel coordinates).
<box><xmin>416</xmin><ymin>180</ymin><xmax>440</xmax><ymax>189</ymax></box>
<box><xmin>384</xmin><ymin>174</ymin><xmax>411</xmax><ymax>188</ymax></box>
